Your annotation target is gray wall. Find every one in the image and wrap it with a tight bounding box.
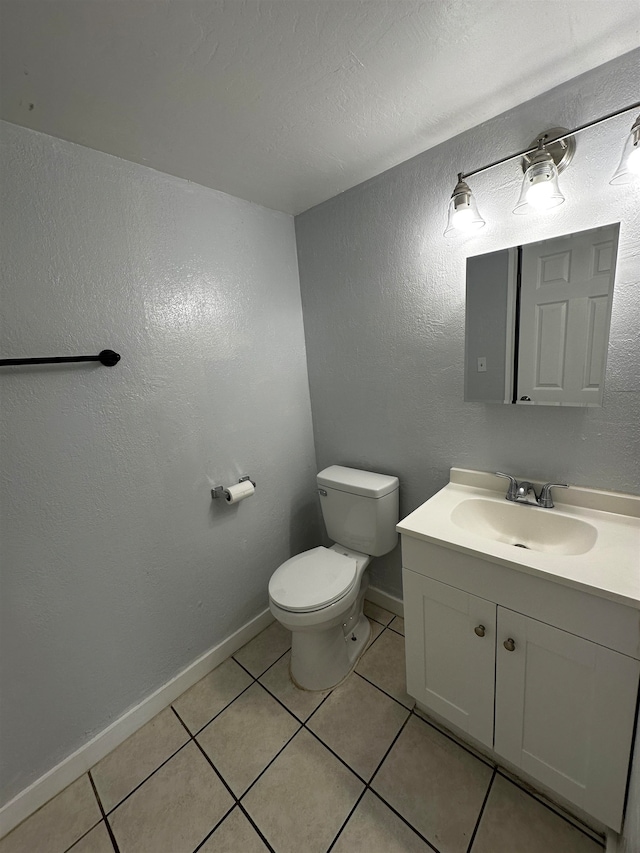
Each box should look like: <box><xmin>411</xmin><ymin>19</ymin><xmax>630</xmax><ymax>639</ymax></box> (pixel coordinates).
<box><xmin>0</xmin><ymin>122</ymin><xmax>319</xmax><ymax>806</ymax></box>
<box><xmin>295</xmin><ymin>49</ymin><xmax>640</xmax><ymax>599</ymax></box>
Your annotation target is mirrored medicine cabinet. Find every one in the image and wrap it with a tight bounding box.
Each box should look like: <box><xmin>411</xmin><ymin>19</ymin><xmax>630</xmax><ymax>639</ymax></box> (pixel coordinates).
<box><xmin>464</xmin><ymin>223</ymin><xmax>620</xmax><ymax>406</ymax></box>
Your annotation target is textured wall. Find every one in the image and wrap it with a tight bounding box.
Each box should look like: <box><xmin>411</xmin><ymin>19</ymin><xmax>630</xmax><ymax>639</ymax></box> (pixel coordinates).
<box><xmin>296</xmin><ymin>49</ymin><xmax>640</xmax><ymax>600</ymax></box>
<box><xmin>0</xmin><ymin>122</ymin><xmax>319</xmax><ymax>806</ymax></box>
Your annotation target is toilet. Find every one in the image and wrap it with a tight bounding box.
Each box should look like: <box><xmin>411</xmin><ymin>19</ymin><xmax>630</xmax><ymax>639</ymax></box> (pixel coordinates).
<box><xmin>268</xmin><ymin>465</ymin><xmax>399</xmax><ymax>691</ymax></box>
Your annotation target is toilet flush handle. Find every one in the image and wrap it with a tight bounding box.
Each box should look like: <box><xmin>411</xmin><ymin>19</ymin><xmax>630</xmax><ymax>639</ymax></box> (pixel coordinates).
<box><xmin>318</xmin><ymin>488</ymin><xmax>327</xmax><ymax>496</ymax></box>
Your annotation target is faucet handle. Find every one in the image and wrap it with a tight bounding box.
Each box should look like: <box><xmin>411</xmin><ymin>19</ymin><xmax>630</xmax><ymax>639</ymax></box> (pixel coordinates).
<box><xmin>495</xmin><ymin>472</ymin><xmax>518</xmax><ymax>500</ymax></box>
<box><xmin>538</xmin><ymin>482</ymin><xmax>568</xmax><ymax>508</ymax></box>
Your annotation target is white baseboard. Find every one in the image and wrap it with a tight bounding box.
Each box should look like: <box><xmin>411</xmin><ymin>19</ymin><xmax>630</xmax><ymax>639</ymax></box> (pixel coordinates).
<box><xmin>0</xmin><ymin>608</ymin><xmax>274</xmax><ymax>839</ymax></box>
<box><xmin>366</xmin><ymin>586</ymin><xmax>404</xmax><ymax>618</ymax></box>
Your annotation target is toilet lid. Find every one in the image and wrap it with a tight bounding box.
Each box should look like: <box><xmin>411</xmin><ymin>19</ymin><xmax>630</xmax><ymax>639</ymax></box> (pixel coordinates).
<box><xmin>269</xmin><ymin>547</ymin><xmax>358</xmax><ymax>612</ymax></box>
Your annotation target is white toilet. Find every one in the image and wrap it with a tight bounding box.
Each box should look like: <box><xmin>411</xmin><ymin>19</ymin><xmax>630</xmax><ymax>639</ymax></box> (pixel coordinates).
<box><xmin>268</xmin><ymin>465</ymin><xmax>399</xmax><ymax>691</ymax></box>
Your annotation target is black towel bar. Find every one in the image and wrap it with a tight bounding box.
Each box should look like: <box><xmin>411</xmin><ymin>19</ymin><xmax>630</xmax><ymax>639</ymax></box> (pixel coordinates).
<box><xmin>0</xmin><ymin>349</ymin><xmax>121</xmax><ymax>367</ymax></box>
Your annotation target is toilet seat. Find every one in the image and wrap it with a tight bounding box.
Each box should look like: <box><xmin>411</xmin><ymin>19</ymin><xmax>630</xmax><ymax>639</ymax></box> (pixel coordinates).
<box><xmin>269</xmin><ymin>546</ymin><xmax>357</xmax><ymax>613</ymax></box>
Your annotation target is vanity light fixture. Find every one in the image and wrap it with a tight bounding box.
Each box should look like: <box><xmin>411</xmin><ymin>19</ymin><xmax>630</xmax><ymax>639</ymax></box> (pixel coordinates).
<box><xmin>513</xmin><ymin>127</ymin><xmax>575</xmax><ymax>214</ymax></box>
<box><xmin>444</xmin><ymin>173</ymin><xmax>486</xmax><ymax>235</ymax></box>
<box><xmin>446</xmin><ymin>100</ymin><xmax>640</xmax><ymax>235</ymax></box>
<box><xmin>611</xmin><ymin>113</ymin><xmax>640</xmax><ymax>184</ymax></box>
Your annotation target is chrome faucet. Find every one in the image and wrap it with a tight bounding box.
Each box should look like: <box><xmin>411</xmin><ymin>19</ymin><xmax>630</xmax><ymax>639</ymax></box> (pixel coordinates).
<box><xmin>495</xmin><ymin>472</ymin><xmax>568</xmax><ymax>508</ymax></box>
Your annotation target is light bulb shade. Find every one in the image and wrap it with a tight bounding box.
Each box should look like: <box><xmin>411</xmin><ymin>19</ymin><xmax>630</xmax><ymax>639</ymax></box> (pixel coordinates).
<box><xmin>444</xmin><ymin>177</ymin><xmax>485</xmax><ymax>235</ymax></box>
<box><xmin>610</xmin><ymin>115</ymin><xmax>640</xmax><ymax>185</ymax></box>
<box><xmin>514</xmin><ymin>154</ymin><xmax>565</xmax><ymax>214</ymax></box>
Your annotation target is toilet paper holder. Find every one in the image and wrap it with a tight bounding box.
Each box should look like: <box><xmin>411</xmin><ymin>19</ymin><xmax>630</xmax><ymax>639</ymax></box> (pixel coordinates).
<box><xmin>211</xmin><ymin>475</ymin><xmax>256</xmax><ymax>500</ymax></box>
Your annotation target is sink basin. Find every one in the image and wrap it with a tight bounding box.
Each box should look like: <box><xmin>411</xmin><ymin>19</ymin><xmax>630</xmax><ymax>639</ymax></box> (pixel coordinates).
<box><xmin>450</xmin><ymin>498</ymin><xmax>598</xmax><ymax>555</ymax></box>
<box><xmin>397</xmin><ymin>468</ymin><xmax>640</xmax><ymax>608</ymax></box>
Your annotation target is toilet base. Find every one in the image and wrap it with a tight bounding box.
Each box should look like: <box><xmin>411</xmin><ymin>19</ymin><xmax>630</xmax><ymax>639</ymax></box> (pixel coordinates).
<box><xmin>289</xmin><ymin>586</ymin><xmax>372</xmax><ymax>691</ymax></box>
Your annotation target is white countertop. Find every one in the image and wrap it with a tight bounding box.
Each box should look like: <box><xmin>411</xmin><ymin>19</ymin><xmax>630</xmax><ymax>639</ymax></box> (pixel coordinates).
<box><xmin>397</xmin><ymin>468</ymin><xmax>640</xmax><ymax>610</ymax></box>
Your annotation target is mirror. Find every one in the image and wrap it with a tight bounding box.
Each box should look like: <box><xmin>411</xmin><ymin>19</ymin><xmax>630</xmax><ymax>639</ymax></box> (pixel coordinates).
<box><xmin>464</xmin><ymin>223</ymin><xmax>620</xmax><ymax>406</ymax></box>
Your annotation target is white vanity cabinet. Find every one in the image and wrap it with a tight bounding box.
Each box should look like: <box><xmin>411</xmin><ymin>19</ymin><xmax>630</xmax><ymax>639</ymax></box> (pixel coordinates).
<box><xmin>402</xmin><ymin>538</ymin><xmax>640</xmax><ymax>832</ymax></box>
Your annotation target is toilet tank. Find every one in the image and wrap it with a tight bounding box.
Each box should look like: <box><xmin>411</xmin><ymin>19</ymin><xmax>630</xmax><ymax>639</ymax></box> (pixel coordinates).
<box><xmin>317</xmin><ymin>465</ymin><xmax>399</xmax><ymax>557</ymax></box>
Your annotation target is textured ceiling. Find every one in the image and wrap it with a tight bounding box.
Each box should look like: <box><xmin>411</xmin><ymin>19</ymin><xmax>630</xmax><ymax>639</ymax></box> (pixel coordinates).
<box><xmin>1</xmin><ymin>1</ymin><xmax>639</xmax><ymax>214</ymax></box>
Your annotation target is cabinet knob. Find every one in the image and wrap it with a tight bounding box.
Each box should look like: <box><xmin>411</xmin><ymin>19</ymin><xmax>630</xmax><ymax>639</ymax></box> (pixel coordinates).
<box><xmin>474</xmin><ymin>625</ymin><xmax>486</xmax><ymax>637</ymax></box>
<box><xmin>503</xmin><ymin>638</ymin><xmax>516</xmax><ymax>652</ymax></box>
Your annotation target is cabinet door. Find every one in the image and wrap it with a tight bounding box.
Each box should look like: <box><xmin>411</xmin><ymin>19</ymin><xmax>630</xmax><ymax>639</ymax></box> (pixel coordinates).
<box><xmin>494</xmin><ymin>607</ymin><xmax>640</xmax><ymax>831</ymax></box>
<box><xmin>403</xmin><ymin>569</ymin><xmax>496</xmax><ymax>748</ymax></box>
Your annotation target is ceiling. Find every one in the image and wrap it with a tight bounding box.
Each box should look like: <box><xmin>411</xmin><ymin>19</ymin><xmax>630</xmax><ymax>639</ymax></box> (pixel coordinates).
<box><xmin>1</xmin><ymin>1</ymin><xmax>639</xmax><ymax>215</ymax></box>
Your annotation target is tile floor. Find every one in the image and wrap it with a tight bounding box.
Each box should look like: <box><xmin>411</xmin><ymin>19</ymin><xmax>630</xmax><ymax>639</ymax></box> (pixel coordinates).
<box><xmin>1</xmin><ymin>602</ymin><xmax>606</xmax><ymax>853</ymax></box>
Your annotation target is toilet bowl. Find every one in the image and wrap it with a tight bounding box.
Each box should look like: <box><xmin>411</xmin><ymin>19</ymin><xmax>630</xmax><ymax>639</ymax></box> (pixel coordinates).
<box><xmin>269</xmin><ymin>544</ymin><xmax>372</xmax><ymax>690</ymax></box>
<box><xmin>268</xmin><ymin>466</ymin><xmax>399</xmax><ymax>691</ymax></box>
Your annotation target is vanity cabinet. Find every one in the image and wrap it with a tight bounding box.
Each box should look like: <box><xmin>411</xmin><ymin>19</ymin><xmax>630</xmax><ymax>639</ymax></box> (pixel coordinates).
<box><xmin>402</xmin><ymin>542</ymin><xmax>640</xmax><ymax>831</ymax></box>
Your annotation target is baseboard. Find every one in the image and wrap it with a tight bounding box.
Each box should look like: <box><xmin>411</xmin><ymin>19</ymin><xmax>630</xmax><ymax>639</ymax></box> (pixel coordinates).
<box><xmin>0</xmin><ymin>608</ymin><xmax>274</xmax><ymax>839</ymax></box>
<box><xmin>366</xmin><ymin>586</ymin><xmax>404</xmax><ymax>618</ymax></box>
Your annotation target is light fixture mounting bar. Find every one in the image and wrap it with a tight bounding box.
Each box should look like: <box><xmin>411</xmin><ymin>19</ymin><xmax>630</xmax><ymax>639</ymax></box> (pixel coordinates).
<box><xmin>460</xmin><ymin>100</ymin><xmax>640</xmax><ymax>182</ymax></box>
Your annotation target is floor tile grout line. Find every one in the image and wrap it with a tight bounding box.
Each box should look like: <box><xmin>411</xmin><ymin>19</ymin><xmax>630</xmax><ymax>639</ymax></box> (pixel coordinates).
<box><xmin>493</xmin><ymin>769</ymin><xmax>606</xmax><ymax>847</ymax></box>
<box><xmin>325</xmin><ymin>787</ymin><xmax>368</xmax><ymax>853</ymax></box>
<box><xmin>186</xmin><ymin>677</ymin><xmax>262</xmax><ymax>739</ymax></box>
<box><xmin>301</xmin><ymin>726</ymin><xmax>368</xmax><ymax>786</ymax></box>
<box><xmin>174</xmin><ymin>704</ymin><xmax>282</xmax><ymax>853</ymax></box>
<box><xmin>366</xmin><ymin>623</ymin><xmax>391</xmax><ymax>648</ymax></box>
<box><xmin>256</xmin><ymin>645</ymin><xmax>293</xmax><ymax>677</ymax></box>
<box><xmin>86</xmin><ymin>770</ymin><xmax>120</xmax><ymax>853</ymax></box>
<box><xmin>410</xmin><ymin>709</ymin><xmax>496</xmax><ymax>771</ymax></box>
<box><xmin>274</xmin><ymin>678</ymin><xmax>334</xmax><ymax>727</ymax></box>
<box><xmin>232</xmin><ymin>645</ymin><xmax>291</xmax><ymax>681</ymax></box>
<box><xmin>172</xmin><ymin>674</ymin><xmax>320</xmax><ymax>816</ymax></box>
<box><xmin>365</xmin><ymin>787</ymin><xmax>442</xmax><ymax>853</ymax></box>
<box><xmin>362</xmin><ymin>712</ymin><xmax>447</xmax><ymax>851</ymax></box>
<box><xmin>102</xmin><ymin>733</ymin><xmax>193</xmax><ymax>817</ymax></box>
<box><xmin>465</xmin><ymin>766</ymin><xmax>496</xmax><ymax>853</ymax></box>
<box><xmin>237</xmin><ymin>723</ymin><xmax>304</xmax><ymax>801</ymax></box>
<box><xmin>76</xmin><ymin>770</ymin><xmax>120</xmax><ymax>853</ymax></box>
<box><xmin>236</xmin><ymin>802</ymin><xmax>278</xmax><ymax>853</ymax></box>
<box><xmin>301</xmin><ymin>684</ymin><xmax>335</xmax><ymax>722</ymax></box>
<box><xmin>251</xmin><ymin>677</ymin><xmax>315</xmax><ymax>727</ymax></box>
<box><xmin>353</xmin><ymin>669</ymin><xmax>414</xmax><ymax>712</ymax></box>
<box><xmin>60</xmin><ymin>815</ymin><xmax>105</xmax><ymax>853</ymax></box>
<box><xmin>286</xmin><ymin>709</ymin><xmax>421</xmax><ymax>853</ymax></box>
<box><xmin>171</xmin><ymin>705</ymin><xmax>244</xmax><ymax>807</ymax></box>
<box><xmin>190</xmin><ymin>803</ymin><xmax>237</xmax><ymax>853</ymax></box>
<box><xmin>365</xmin><ymin>611</ymin><xmax>396</xmax><ymax>629</ymax></box>
<box><xmin>367</xmin><ymin>710</ymin><xmax>413</xmax><ymax>788</ymax></box>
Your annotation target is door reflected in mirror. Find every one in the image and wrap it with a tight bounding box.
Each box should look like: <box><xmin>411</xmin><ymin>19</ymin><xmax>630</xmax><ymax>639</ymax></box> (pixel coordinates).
<box><xmin>464</xmin><ymin>223</ymin><xmax>620</xmax><ymax>406</ymax></box>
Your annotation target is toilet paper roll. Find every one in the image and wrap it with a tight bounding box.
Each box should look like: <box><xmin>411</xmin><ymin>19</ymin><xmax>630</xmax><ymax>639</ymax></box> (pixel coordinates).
<box><xmin>225</xmin><ymin>480</ymin><xmax>255</xmax><ymax>504</ymax></box>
